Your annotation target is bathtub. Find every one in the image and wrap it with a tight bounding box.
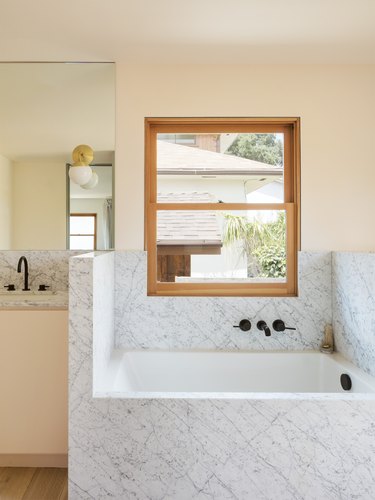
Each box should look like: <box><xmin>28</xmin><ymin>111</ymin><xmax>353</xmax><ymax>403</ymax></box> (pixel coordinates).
<box><xmin>96</xmin><ymin>350</ymin><xmax>375</xmax><ymax>398</ymax></box>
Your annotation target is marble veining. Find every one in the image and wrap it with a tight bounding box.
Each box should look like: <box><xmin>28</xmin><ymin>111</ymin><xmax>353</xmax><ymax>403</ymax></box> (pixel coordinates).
<box><xmin>114</xmin><ymin>251</ymin><xmax>332</xmax><ymax>350</ymax></box>
<box><xmin>333</xmin><ymin>252</ymin><xmax>375</xmax><ymax>377</ymax></box>
<box><xmin>69</xmin><ymin>252</ymin><xmax>375</xmax><ymax>500</ymax></box>
<box><xmin>0</xmin><ymin>250</ymin><xmax>83</xmax><ymax>293</ymax></box>
<box><xmin>69</xmin><ymin>398</ymin><xmax>375</xmax><ymax>500</ymax></box>
<box><xmin>93</xmin><ymin>252</ymin><xmax>115</xmax><ymax>392</ymax></box>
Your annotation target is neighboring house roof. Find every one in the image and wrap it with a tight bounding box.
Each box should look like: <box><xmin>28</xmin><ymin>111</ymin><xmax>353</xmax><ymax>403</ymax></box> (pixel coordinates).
<box><xmin>157</xmin><ymin>192</ymin><xmax>222</xmax><ymax>247</ymax></box>
<box><xmin>157</xmin><ymin>140</ymin><xmax>282</xmax><ymax>176</ymax></box>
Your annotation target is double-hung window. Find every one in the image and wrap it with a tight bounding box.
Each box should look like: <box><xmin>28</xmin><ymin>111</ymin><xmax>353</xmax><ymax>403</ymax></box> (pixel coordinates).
<box><xmin>69</xmin><ymin>213</ymin><xmax>97</xmax><ymax>250</ymax></box>
<box><xmin>145</xmin><ymin>117</ymin><xmax>300</xmax><ymax>296</ymax></box>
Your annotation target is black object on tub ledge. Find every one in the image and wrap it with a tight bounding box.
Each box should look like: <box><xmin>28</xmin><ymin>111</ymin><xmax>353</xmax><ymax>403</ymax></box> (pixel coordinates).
<box><xmin>233</xmin><ymin>319</ymin><xmax>251</xmax><ymax>332</ymax></box>
<box><xmin>340</xmin><ymin>373</ymin><xmax>352</xmax><ymax>391</ymax></box>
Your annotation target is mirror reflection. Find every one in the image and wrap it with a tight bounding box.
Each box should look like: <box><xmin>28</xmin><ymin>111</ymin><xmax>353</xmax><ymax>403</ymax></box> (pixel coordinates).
<box><xmin>0</xmin><ymin>62</ymin><xmax>115</xmax><ymax>250</ymax></box>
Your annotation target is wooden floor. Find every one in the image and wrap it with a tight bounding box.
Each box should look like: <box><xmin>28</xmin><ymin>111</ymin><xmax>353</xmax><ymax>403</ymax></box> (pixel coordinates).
<box><xmin>0</xmin><ymin>468</ymin><xmax>67</xmax><ymax>500</ymax></box>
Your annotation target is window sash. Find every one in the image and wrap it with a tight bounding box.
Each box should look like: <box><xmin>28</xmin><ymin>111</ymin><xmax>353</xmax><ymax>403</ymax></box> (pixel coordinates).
<box><xmin>69</xmin><ymin>214</ymin><xmax>97</xmax><ymax>250</ymax></box>
<box><xmin>145</xmin><ymin>117</ymin><xmax>300</xmax><ymax>297</ymax></box>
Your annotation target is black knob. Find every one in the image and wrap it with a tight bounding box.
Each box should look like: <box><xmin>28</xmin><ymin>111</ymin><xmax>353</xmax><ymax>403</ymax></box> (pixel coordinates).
<box><xmin>4</xmin><ymin>284</ymin><xmax>15</xmax><ymax>291</ymax></box>
<box><xmin>233</xmin><ymin>319</ymin><xmax>251</xmax><ymax>332</ymax></box>
<box><xmin>272</xmin><ymin>319</ymin><xmax>296</xmax><ymax>332</ymax></box>
<box><xmin>38</xmin><ymin>284</ymin><xmax>50</xmax><ymax>291</ymax></box>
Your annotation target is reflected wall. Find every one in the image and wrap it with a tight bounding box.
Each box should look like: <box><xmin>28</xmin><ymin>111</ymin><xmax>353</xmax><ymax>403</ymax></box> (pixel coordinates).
<box><xmin>0</xmin><ymin>62</ymin><xmax>115</xmax><ymax>250</ymax></box>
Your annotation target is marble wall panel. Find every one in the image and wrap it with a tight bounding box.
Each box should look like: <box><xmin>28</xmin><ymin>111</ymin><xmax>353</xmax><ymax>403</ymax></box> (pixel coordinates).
<box><xmin>0</xmin><ymin>250</ymin><xmax>83</xmax><ymax>291</ymax></box>
<box><xmin>114</xmin><ymin>251</ymin><xmax>332</xmax><ymax>350</ymax></box>
<box><xmin>333</xmin><ymin>252</ymin><xmax>375</xmax><ymax>377</ymax></box>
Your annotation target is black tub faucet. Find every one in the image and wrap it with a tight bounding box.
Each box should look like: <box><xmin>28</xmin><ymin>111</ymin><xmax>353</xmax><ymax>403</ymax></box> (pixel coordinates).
<box><xmin>272</xmin><ymin>320</ymin><xmax>296</xmax><ymax>332</ymax></box>
<box><xmin>17</xmin><ymin>256</ymin><xmax>30</xmax><ymax>291</ymax></box>
<box><xmin>257</xmin><ymin>320</ymin><xmax>271</xmax><ymax>337</ymax></box>
<box><xmin>233</xmin><ymin>319</ymin><xmax>251</xmax><ymax>331</ymax></box>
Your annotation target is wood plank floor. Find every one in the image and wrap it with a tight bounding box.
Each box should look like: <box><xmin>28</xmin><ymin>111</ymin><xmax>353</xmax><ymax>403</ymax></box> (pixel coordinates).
<box><xmin>0</xmin><ymin>468</ymin><xmax>67</xmax><ymax>500</ymax></box>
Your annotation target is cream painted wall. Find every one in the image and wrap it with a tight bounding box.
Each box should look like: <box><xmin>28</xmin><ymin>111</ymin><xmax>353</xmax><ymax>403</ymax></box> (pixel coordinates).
<box><xmin>12</xmin><ymin>160</ymin><xmax>66</xmax><ymax>249</ymax></box>
<box><xmin>0</xmin><ymin>311</ymin><xmax>68</xmax><ymax>458</ymax></box>
<box><xmin>0</xmin><ymin>153</ymin><xmax>13</xmax><ymax>249</ymax></box>
<box><xmin>115</xmin><ymin>64</ymin><xmax>375</xmax><ymax>251</ymax></box>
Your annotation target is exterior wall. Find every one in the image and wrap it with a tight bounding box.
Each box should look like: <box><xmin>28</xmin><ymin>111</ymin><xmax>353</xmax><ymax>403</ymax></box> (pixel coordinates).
<box><xmin>158</xmin><ymin>177</ymin><xmax>247</xmax><ymax>203</ymax></box>
<box><xmin>115</xmin><ymin>64</ymin><xmax>375</xmax><ymax>252</ymax></box>
<box><xmin>157</xmin><ymin>178</ymin><xmax>283</xmax><ymax>278</ymax></box>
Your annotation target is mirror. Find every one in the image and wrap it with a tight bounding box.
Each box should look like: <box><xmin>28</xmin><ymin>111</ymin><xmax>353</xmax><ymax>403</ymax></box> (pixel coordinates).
<box><xmin>0</xmin><ymin>62</ymin><xmax>115</xmax><ymax>250</ymax></box>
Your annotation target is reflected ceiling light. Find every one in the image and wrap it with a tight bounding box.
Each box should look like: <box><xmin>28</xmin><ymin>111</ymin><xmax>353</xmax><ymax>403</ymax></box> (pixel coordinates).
<box><xmin>81</xmin><ymin>171</ymin><xmax>99</xmax><ymax>190</ymax></box>
<box><xmin>69</xmin><ymin>144</ymin><xmax>94</xmax><ymax>185</ymax></box>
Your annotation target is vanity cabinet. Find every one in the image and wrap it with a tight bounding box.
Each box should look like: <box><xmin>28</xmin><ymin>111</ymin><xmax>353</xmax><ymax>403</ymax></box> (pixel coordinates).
<box><xmin>0</xmin><ymin>310</ymin><xmax>68</xmax><ymax>467</ymax></box>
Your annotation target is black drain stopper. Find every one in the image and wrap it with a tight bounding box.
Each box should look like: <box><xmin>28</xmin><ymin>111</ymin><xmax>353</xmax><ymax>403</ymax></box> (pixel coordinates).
<box><xmin>340</xmin><ymin>373</ymin><xmax>352</xmax><ymax>391</ymax></box>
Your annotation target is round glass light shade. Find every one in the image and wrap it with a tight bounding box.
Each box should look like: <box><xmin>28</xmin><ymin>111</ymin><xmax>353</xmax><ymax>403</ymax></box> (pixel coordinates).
<box><xmin>69</xmin><ymin>165</ymin><xmax>93</xmax><ymax>185</ymax></box>
<box><xmin>81</xmin><ymin>172</ymin><xmax>99</xmax><ymax>190</ymax></box>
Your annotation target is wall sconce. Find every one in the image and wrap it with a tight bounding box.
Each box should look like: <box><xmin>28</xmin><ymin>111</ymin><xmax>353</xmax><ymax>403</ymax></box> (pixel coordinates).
<box><xmin>69</xmin><ymin>144</ymin><xmax>94</xmax><ymax>186</ymax></box>
<box><xmin>81</xmin><ymin>171</ymin><xmax>99</xmax><ymax>190</ymax></box>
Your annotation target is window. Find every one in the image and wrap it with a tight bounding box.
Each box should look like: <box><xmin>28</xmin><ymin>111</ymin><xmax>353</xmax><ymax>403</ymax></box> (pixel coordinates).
<box><xmin>157</xmin><ymin>134</ymin><xmax>197</xmax><ymax>145</ymax></box>
<box><xmin>69</xmin><ymin>214</ymin><xmax>97</xmax><ymax>250</ymax></box>
<box><xmin>145</xmin><ymin>118</ymin><xmax>300</xmax><ymax>297</ymax></box>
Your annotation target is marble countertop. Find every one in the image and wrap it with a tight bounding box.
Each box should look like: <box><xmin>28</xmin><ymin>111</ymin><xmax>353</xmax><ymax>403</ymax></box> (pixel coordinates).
<box><xmin>0</xmin><ymin>290</ymin><xmax>68</xmax><ymax>310</ymax></box>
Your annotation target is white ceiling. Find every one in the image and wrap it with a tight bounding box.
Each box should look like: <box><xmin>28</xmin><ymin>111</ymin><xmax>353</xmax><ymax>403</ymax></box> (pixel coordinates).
<box><xmin>0</xmin><ymin>0</ymin><xmax>374</xmax><ymax>64</ymax></box>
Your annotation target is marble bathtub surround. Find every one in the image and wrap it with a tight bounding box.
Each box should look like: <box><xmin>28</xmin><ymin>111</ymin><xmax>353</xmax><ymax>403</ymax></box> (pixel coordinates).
<box><xmin>0</xmin><ymin>250</ymin><xmax>83</xmax><ymax>293</ymax></box>
<box><xmin>115</xmin><ymin>251</ymin><xmax>332</xmax><ymax>351</ymax></box>
<box><xmin>92</xmin><ymin>252</ymin><xmax>115</xmax><ymax>393</ymax></box>
<box><xmin>332</xmin><ymin>252</ymin><xmax>375</xmax><ymax>377</ymax></box>
<box><xmin>69</xmin><ymin>252</ymin><xmax>375</xmax><ymax>499</ymax></box>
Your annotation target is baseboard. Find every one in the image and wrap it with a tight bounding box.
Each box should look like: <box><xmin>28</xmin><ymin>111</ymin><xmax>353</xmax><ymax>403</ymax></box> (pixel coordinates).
<box><xmin>0</xmin><ymin>454</ymin><xmax>68</xmax><ymax>467</ymax></box>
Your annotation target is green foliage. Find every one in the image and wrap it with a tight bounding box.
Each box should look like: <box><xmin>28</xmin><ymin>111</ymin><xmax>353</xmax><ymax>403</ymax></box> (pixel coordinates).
<box><xmin>223</xmin><ymin>212</ymin><xmax>286</xmax><ymax>278</ymax></box>
<box><xmin>253</xmin><ymin>246</ymin><xmax>286</xmax><ymax>278</ymax></box>
<box><xmin>226</xmin><ymin>133</ymin><xmax>283</xmax><ymax>166</ymax></box>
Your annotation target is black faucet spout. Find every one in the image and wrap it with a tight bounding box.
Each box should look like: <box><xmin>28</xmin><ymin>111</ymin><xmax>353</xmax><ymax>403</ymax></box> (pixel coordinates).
<box><xmin>257</xmin><ymin>320</ymin><xmax>271</xmax><ymax>337</ymax></box>
<box><xmin>17</xmin><ymin>256</ymin><xmax>30</xmax><ymax>291</ymax></box>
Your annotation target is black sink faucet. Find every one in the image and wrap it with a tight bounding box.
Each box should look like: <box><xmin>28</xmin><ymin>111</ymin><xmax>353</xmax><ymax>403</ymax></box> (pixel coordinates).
<box><xmin>17</xmin><ymin>256</ymin><xmax>30</xmax><ymax>291</ymax></box>
<box><xmin>257</xmin><ymin>320</ymin><xmax>271</xmax><ymax>337</ymax></box>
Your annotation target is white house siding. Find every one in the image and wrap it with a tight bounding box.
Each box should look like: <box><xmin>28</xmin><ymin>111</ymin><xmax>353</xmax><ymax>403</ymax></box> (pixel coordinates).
<box><xmin>158</xmin><ymin>176</ymin><xmax>283</xmax><ymax>279</ymax></box>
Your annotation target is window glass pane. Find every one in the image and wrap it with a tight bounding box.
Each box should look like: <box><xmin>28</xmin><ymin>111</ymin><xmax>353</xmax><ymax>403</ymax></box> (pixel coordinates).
<box><xmin>158</xmin><ymin>134</ymin><xmax>196</xmax><ymax>145</ymax></box>
<box><xmin>157</xmin><ymin>133</ymin><xmax>284</xmax><ymax>203</ymax></box>
<box><xmin>156</xmin><ymin>210</ymin><xmax>286</xmax><ymax>283</ymax></box>
<box><xmin>70</xmin><ymin>235</ymin><xmax>95</xmax><ymax>250</ymax></box>
<box><xmin>70</xmin><ymin>216</ymin><xmax>95</xmax><ymax>234</ymax></box>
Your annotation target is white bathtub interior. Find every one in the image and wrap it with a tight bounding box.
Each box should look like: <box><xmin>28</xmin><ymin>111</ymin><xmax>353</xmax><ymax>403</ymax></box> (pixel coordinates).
<box><xmin>94</xmin><ymin>350</ymin><xmax>375</xmax><ymax>398</ymax></box>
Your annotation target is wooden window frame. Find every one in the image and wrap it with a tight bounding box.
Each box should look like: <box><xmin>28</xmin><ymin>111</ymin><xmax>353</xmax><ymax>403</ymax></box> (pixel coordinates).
<box><xmin>145</xmin><ymin>117</ymin><xmax>300</xmax><ymax>297</ymax></box>
<box><xmin>69</xmin><ymin>213</ymin><xmax>97</xmax><ymax>251</ymax></box>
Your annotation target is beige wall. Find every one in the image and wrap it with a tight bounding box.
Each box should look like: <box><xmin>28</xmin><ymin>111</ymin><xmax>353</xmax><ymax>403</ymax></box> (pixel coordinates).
<box><xmin>115</xmin><ymin>64</ymin><xmax>375</xmax><ymax>251</ymax></box>
<box><xmin>0</xmin><ymin>153</ymin><xmax>13</xmax><ymax>249</ymax></box>
<box><xmin>0</xmin><ymin>311</ymin><xmax>68</xmax><ymax>459</ymax></box>
<box><xmin>12</xmin><ymin>160</ymin><xmax>66</xmax><ymax>249</ymax></box>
